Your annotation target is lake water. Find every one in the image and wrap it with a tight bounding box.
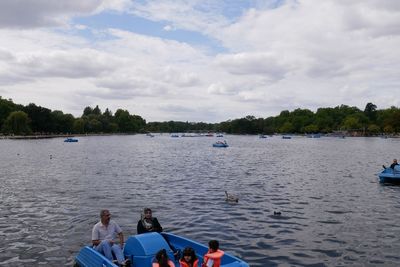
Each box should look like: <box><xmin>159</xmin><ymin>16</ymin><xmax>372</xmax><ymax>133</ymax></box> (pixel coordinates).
<box><xmin>1</xmin><ymin>135</ymin><xmax>400</xmax><ymax>267</ymax></box>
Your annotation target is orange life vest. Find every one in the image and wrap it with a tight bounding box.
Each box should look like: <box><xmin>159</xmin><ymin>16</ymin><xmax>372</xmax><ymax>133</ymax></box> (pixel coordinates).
<box><xmin>179</xmin><ymin>258</ymin><xmax>199</xmax><ymax>267</ymax></box>
<box><xmin>152</xmin><ymin>260</ymin><xmax>176</xmax><ymax>267</ymax></box>
<box><xmin>203</xmin><ymin>249</ymin><xmax>224</xmax><ymax>267</ymax></box>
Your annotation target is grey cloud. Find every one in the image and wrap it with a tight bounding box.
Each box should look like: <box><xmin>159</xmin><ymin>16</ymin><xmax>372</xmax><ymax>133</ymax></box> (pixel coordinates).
<box><xmin>216</xmin><ymin>53</ymin><xmax>290</xmax><ymax>81</ymax></box>
<box><xmin>0</xmin><ymin>0</ymin><xmax>102</xmax><ymax>28</ymax></box>
<box><xmin>0</xmin><ymin>49</ymin><xmax>15</xmax><ymax>60</ymax></box>
<box><xmin>14</xmin><ymin>51</ymin><xmax>116</xmax><ymax>79</ymax></box>
<box><xmin>94</xmin><ymin>76</ymin><xmax>168</xmax><ymax>99</ymax></box>
<box><xmin>0</xmin><ymin>72</ymin><xmax>33</xmax><ymax>86</ymax></box>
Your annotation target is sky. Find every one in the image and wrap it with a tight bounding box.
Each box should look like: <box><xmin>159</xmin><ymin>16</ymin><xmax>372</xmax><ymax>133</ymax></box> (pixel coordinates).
<box><xmin>0</xmin><ymin>0</ymin><xmax>399</xmax><ymax>123</ymax></box>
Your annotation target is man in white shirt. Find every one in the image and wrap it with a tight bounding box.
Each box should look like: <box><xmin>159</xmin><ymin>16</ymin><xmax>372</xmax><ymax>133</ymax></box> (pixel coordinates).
<box><xmin>92</xmin><ymin>209</ymin><xmax>128</xmax><ymax>266</ymax></box>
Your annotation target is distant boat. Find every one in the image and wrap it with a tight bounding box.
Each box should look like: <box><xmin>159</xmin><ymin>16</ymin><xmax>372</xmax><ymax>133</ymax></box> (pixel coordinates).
<box><xmin>378</xmin><ymin>166</ymin><xmax>400</xmax><ymax>183</ymax></box>
<box><xmin>146</xmin><ymin>133</ymin><xmax>155</xmax><ymax>137</ymax></box>
<box><xmin>282</xmin><ymin>136</ymin><xmax>291</xmax><ymax>139</ymax></box>
<box><xmin>259</xmin><ymin>134</ymin><xmax>267</xmax><ymax>139</ymax></box>
<box><xmin>64</xmin><ymin>138</ymin><xmax>78</xmax><ymax>142</ymax></box>
<box><xmin>75</xmin><ymin>232</ymin><xmax>249</xmax><ymax>267</ymax></box>
<box><xmin>170</xmin><ymin>134</ymin><xmax>179</xmax><ymax>138</ymax></box>
<box><xmin>306</xmin><ymin>133</ymin><xmax>321</xmax><ymax>138</ymax></box>
<box><xmin>213</xmin><ymin>140</ymin><xmax>229</xmax><ymax>147</ymax></box>
<box><xmin>216</xmin><ymin>133</ymin><xmax>224</xmax><ymax>137</ymax></box>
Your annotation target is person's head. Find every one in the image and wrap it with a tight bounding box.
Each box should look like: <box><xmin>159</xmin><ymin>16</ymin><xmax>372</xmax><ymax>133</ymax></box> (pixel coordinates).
<box><xmin>181</xmin><ymin>247</ymin><xmax>197</xmax><ymax>263</ymax></box>
<box><xmin>208</xmin><ymin>240</ymin><xmax>219</xmax><ymax>252</ymax></box>
<box><xmin>100</xmin><ymin>209</ymin><xmax>111</xmax><ymax>224</ymax></box>
<box><xmin>155</xmin><ymin>249</ymin><xmax>169</xmax><ymax>267</ymax></box>
<box><xmin>394</xmin><ymin>159</ymin><xmax>398</xmax><ymax>164</ymax></box>
<box><xmin>143</xmin><ymin>208</ymin><xmax>152</xmax><ymax>219</ymax></box>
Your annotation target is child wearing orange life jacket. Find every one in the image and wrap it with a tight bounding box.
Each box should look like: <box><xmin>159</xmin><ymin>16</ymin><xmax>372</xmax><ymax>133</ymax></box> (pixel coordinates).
<box><xmin>202</xmin><ymin>240</ymin><xmax>224</xmax><ymax>267</ymax></box>
<box><xmin>179</xmin><ymin>247</ymin><xmax>199</xmax><ymax>267</ymax></box>
<box><xmin>153</xmin><ymin>249</ymin><xmax>176</xmax><ymax>267</ymax></box>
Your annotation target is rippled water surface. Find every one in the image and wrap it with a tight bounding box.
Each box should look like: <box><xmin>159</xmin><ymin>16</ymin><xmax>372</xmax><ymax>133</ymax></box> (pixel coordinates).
<box><xmin>1</xmin><ymin>135</ymin><xmax>400</xmax><ymax>266</ymax></box>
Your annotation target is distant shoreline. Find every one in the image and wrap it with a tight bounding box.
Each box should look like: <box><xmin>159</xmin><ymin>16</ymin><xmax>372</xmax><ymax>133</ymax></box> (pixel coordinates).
<box><xmin>0</xmin><ymin>133</ymin><xmax>135</xmax><ymax>140</ymax></box>
<box><xmin>1</xmin><ymin>133</ymin><xmax>399</xmax><ymax>140</ymax></box>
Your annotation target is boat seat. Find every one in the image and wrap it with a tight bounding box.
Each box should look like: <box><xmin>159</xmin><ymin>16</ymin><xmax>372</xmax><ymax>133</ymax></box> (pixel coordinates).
<box><xmin>124</xmin><ymin>232</ymin><xmax>174</xmax><ymax>266</ymax></box>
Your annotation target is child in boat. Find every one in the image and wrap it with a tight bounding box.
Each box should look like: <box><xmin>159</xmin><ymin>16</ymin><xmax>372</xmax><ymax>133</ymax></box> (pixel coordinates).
<box><xmin>153</xmin><ymin>249</ymin><xmax>176</xmax><ymax>267</ymax></box>
<box><xmin>202</xmin><ymin>240</ymin><xmax>224</xmax><ymax>267</ymax></box>
<box><xmin>179</xmin><ymin>247</ymin><xmax>199</xmax><ymax>267</ymax></box>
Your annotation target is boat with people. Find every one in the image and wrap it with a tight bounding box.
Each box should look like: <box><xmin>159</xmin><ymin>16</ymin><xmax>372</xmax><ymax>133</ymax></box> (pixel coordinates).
<box><xmin>64</xmin><ymin>138</ymin><xmax>78</xmax><ymax>142</ymax></box>
<box><xmin>75</xmin><ymin>232</ymin><xmax>249</xmax><ymax>267</ymax></box>
<box><xmin>213</xmin><ymin>140</ymin><xmax>229</xmax><ymax>147</ymax></box>
<box><xmin>378</xmin><ymin>166</ymin><xmax>400</xmax><ymax>183</ymax></box>
<box><xmin>282</xmin><ymin>136</ymin><xmax>291</xmax><ymax>139</ymax></box>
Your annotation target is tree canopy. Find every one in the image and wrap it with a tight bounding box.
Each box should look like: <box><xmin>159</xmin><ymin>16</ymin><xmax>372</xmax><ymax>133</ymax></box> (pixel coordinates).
<box><xmin>0</xmin><ymin>96</ymin><xmax>399</xmax><ymax>136</ymax></box>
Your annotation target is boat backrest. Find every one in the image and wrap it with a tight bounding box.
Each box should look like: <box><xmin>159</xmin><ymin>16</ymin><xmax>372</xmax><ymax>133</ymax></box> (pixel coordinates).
<box><xmin>124</xmin><ymin>232</ymin><xmax>174</xmax><ymax>267</ymax></box>
<box><xmin>394</xmin><ymin>165</ymin><xmax>400</xmax><ymax>173</ymax></box>
<box><xmin>75</xmin><ymin>246</ymin><xmax>118</xmax><ymax>267</ymax></box>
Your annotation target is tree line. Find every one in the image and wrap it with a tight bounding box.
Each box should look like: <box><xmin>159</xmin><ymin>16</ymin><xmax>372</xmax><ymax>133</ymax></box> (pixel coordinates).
<box><xmin>1</xmin><ymin>96</ymin><xmax>399</xmax><ymax>136</ymax></box>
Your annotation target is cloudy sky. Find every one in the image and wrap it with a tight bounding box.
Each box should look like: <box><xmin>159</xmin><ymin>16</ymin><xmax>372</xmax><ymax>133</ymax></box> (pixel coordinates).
<box><xmin>0</xmin><ymin>0</ymin><xmax>399</xmax><ymax>122</ymax></box>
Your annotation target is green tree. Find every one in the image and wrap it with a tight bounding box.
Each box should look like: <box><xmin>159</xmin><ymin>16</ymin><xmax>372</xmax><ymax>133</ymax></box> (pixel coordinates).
<box><xmin>0</xmin><ymin>97</ymin><xmax>22</xmax><ymax>131</ymax></box>
<box><xmin>92</xmin><ymin>105</ymin><xmax>101</xmax><ymax>115</ymax></box>
<box><xmin>364</xmin><ymin>102</ymin><xmax>377</xmax><ymax>122</ymax></box>
<box><xmin>23</xmin><ymin>103</ymin><xmax>53</xmax><ymax>133</ymax></box>
<box><xmin>304</xmin><ymin>124</ymin><xmax>319</xmax><ymax>133</ymax></box>
<box><xmin>73</xmin><ymin>118</ymin><xmax>85</xmax><ymax>133</ymax></box>
<box><xmin>279</xmin><ymin>122</ymin><xmax>294</xmax><ymax>133</ymax></box>
<box><xmin>2</xmin><ymin>111</ymin><xmax>32</xmax><ymax>135</ymax></box>
<box><xmin>83</xmin><ymin>106</ymin><xmax>93</xmax><ymax>116</ymax></box>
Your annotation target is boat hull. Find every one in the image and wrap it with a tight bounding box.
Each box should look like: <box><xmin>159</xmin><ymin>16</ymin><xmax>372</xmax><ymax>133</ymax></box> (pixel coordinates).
<box><xmin>75</xmin><ymin>232</ymin><xmax>248</xmax><ymax>267</ymax></box>
<box><xmin>378</xmin><ymin>168</ymin><xmax>400</xmax><ymax>183</ymax></box>
<box><xmin>213</xmin><ymin>143</ymin><xmax>229</xmax><ymax>147</ymax></box>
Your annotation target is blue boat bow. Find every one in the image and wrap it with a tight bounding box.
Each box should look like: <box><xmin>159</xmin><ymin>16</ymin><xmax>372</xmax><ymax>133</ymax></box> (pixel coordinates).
<box><xmin>75</xmin><ymin>232</ymin><xmax>249</xmax><ymax>267</ymax></box>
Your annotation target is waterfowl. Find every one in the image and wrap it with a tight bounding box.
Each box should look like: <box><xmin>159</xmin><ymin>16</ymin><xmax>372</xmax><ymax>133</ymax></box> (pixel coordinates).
<box><xmin>225</xmin><ymin>191</ymin><xmax>239</xmax><ymax>203</ymax></box>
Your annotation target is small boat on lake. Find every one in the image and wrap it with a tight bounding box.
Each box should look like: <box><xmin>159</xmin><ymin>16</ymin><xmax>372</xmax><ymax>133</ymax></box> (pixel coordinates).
<box><xmin>213</xmin><ymin>141</ymin><xmax>229</xmax><ymax>147</ymax></box>
<box><xmin>378</xmin><ymin>166</ymin><xmax>400</xmax><ymax>183</ymax></box>
<box><xmin>64</xmin><ymin>138</ymin><xmax>78</xmax><ymax>142</ymax></box>
<box><xmin>75</xmin><ymin>232</ymin><xmax>249</xmax><ymax>267</ymax></box>
<box><xmin>282</xmin><ymin>136</ymin><xmax>291</xmax><ymax>139</ymax></box>
<box><xmin>259</xmin><ymin>134</ymin><xmax>267</xmax><ymax>139</ymax></box>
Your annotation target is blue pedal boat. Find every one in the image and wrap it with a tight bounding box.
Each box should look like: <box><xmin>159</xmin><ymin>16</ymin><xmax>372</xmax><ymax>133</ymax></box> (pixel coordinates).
<box><xmin>64</xmin><ymin>138</ymin><xmax>78</xmax><ymax>142</ymax></box>
<box><xmin>213</xmin><ymin>141</ymin><xmax>229</xmax><ymax>147</ymax></box>
<box><xmin>75</xmin><ymin>232</ymin><xmax>249</xmax><ymax>267</ymax></box>
<box><xmin>378</xmin><ymin>166</ymin><xmax>400</xmax><ymax>183</ymax></box>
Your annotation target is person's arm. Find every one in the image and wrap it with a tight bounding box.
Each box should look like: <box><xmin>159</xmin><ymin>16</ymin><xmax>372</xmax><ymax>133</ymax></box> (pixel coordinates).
<box><xmin>204</xmin><ymin>250</ymin><xmax>224</xmax><ymax>259</ymax></box>
<box><xmin>153</xmin><ymin>218</ymin><xmax>163</xmax><ymax>232</ymax></box>
<box><xmin>117</xmin><ymin>232</ymin><xmax>124</xmax><ymax>248</ymax></box>
<box><xmin>137</xmin><ymin>220</ymin><xmax>145</xmax><ymax>234</ymax></box>
<box><xmin>92</xmin><ymin>225</ymin><xmax>100</xmax><ymax>246</ymax></box>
